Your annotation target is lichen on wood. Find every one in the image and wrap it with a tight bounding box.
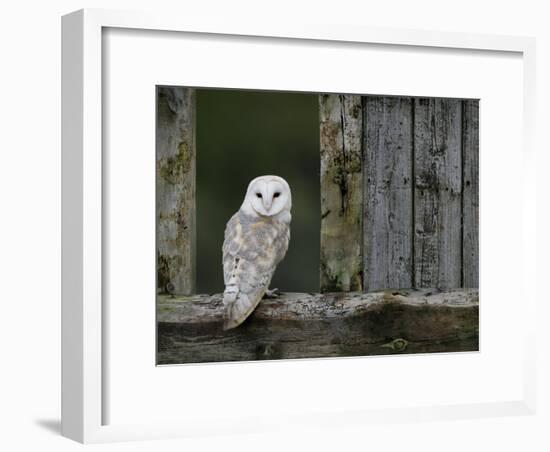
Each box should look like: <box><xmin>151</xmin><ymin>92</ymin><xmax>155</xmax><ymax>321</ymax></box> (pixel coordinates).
<box><xmin>156</xmin><ymin>87</ymin><xmax>196</xmax><ymax>295</ymax></box>
<box><xmin>319</xmin><ymin>94</ymin><xmax>363</xmax><ymax>292</ymax></box>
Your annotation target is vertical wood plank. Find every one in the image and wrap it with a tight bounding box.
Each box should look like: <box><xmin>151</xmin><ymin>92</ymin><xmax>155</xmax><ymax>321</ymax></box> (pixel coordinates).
<box><xmin>462</xmin><ymin>100</ymin><xmax>479</xmax><ymax>287</ymax></box>
<box><xmin>156</xmin><ymin>87</ymin><xmax>196</xmax><ymax>295</ymax></box>
<box><xmin>413</xmin><ymin>98</ymin><xmax>462</xmax><ymax>288</ymax></box>
<box><xmin>319</xmin><ymin>94</ymin><xmax>363</xmax><ymax>292</ymax></box>
<box><xmin>363</xmin><ymin>97</ymin><xmax>414</xmax><ymax>291</ymax></box>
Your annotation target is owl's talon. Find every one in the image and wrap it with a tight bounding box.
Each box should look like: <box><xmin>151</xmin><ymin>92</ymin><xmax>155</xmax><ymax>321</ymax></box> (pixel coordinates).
<box><xmin>264</xmin><ymin>288</ymin><xmax>280</xmax><ymax>299</ymax></box>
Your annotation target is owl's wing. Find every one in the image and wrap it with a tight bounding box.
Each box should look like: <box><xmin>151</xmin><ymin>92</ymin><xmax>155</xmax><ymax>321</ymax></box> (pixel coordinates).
<box><xmin>222</xmin><ymin>214</ymin><xmax>277</xmax><ymax>330</ymax></box>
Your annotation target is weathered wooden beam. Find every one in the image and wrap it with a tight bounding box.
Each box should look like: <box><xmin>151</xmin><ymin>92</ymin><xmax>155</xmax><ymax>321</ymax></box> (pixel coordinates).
<box><xmin>157</xmin><ymin>288</ymin><xmax>478</xmax><ymax>364</ymax></box>
<box><xmin>363</xmin><ymin>96</ymin><xmax>414</xmax><ymax>291</ymax></box>
<box><xmin>319</xmin><ymin>94</ymin><xmax>363</xmax><ymax>292</ymax></box>
<box><xmin>462</xmin><ymin>100</ymin><xmax>479</xmax><ymax>287</ymax></box>
<box><xmin>413</xmin><ymin>99</ymin><xmax>463</xmax><ymax>288</ymax></box>
<box><xmin>156</xmin><ymin>86</ymin><xmax>196</xmax><ymax>295</ymax></box>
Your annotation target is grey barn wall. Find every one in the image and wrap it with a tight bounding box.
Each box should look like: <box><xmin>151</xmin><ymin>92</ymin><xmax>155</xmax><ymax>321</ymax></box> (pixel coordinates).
<box><xmin>155</xmin><ymin>88</ymin><xmax>478</xmax><ymax>296</ymax></box>
<box><xmin>320</xmin><ymin>95</ymin><xmax>479</xmax><ymax>292</ymax></box>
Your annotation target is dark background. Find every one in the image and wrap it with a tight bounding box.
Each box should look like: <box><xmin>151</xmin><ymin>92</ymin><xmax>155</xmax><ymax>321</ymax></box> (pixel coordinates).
<box><xmin>196</xmin><ymin>89</ymin><xmax>320</xmax><ymax>294</ymax></box>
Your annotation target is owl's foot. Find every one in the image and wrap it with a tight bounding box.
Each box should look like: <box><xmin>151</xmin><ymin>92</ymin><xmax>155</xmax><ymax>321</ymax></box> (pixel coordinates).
<box><xmin>263</xmin><ymin>288</ymin><xmax>280</xmax><ymax>299</ymax></box>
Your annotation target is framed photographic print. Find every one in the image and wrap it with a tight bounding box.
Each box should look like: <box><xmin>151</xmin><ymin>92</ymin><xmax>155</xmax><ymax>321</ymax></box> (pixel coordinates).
<box><xmin>62</xmin><ymin>9</ymin><xmax>536</xmax><ymax>443</ymax></box>
<box><xmin>155</xmin><ymin>86</ymin><xmax>479</xmax><ymax>365</ymax></box>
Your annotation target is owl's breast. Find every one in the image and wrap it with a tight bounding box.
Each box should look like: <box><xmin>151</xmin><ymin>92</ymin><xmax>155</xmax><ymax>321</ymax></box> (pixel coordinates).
<box><xmin>238</xmin><ymin>215</ymin><xmax>289</xmax><ymax>266</ymax></box>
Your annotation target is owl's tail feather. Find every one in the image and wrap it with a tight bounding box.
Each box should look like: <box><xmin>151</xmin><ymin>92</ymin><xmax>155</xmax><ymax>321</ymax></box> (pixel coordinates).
<box><xmin>223</xmin><ymin>283</ymin><xmax>238</xmax><ymax>304</ymax></box>
<box><xmin>224</xmin><ymin>274</ymin><xmax>259</xmax><ymax>330</ymax></box>
<box><xmin>222</xmin><ymin>275</ymin><xmax>239</xmax><ymax>330</ymax></box>
<box><xmin>223</xmin><ymin>290</ymin><xmax>264</xmax><ymax>331</ymax></box>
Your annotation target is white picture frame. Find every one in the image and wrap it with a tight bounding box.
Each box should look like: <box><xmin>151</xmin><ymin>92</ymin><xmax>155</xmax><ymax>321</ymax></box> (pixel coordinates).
<box><xmin>62</xmin><ymin>8</ymin><xmax>537</xmax><ymax>443</ymax></box>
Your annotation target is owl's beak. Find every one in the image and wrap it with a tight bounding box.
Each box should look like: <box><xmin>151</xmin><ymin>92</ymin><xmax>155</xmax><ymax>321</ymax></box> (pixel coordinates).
<box><xmin>263</xmin><ymin>198</ymin><xmax>272</xmax><ymax>211</ymax></box>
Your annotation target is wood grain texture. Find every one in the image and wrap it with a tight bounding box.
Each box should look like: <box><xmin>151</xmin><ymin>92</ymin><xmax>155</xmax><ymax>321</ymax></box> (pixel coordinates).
<box><xmin>157</xmin><ymin>288</ymin><xmax>479</xmax><ymax>364</ymax></box>
<box><xmin>462</xmin><ymin>100</ymin><xmax>479</xmax><ymax>287</ymax></box>
<box><xmin>413</xmin><ymin>99</ymin><xmax>462</xmax><ymax>288</ymax></box>
<box><xmin>319</xmin><ymin>94</ymin><xmax>363</xmax><ymax>292</ymax></box>
<box><xmin>363</xmin><ymin>97</ymin><xmax>414</xmax><ymax>291</ymax></box>
<box><xmin>156</xmin><ymin>87</ymin><xmax>196</xmax><ymax>295</ymax></box>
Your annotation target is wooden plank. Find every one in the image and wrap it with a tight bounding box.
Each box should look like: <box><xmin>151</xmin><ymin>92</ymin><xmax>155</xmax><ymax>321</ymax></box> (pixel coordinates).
<box><xmin>319</xmin><ymin>94</ymin><xmax>363</xmax><ymax>292</ymax></box>
<box><xmin>363</xmin><ymin>96</ymin><xmax>414</xmax><ymax>291</ymax></box>
<box><xmin>157</xmin><ymin>288</ymin><xmax>479</xmax><ymax>364</ymax></box>
<box><xmin>462</xmin><ymin>100</ymin><xmax>479</xmax><ymax>287</ymax></box>
<box><xmin>156</xmin><ymin>87</ymin><xmax>196</xmax><ymax>295</ymax></box>
<box><xmin>413</xmin><ymin>98</ymin><xmax>462</xmax><ymax>288</ymax></box>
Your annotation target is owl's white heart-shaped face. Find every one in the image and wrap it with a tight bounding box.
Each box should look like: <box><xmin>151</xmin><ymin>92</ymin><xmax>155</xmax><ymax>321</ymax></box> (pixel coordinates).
<box><xmin>242</xmin><ymin>175</ymin><xmax>291</xmax><ymax>217</ymax></box>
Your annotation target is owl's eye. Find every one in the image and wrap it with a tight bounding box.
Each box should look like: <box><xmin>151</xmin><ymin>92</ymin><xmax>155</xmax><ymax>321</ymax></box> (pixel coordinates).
<box><xmin>273</xmin><ymin>192</ymin><xmax>281</xmax><ymax>198</ymax></box>
<box><xmin>256</xmin><ymin>193</ymin><xmax>262</xmax><ymax>198</ymax></box>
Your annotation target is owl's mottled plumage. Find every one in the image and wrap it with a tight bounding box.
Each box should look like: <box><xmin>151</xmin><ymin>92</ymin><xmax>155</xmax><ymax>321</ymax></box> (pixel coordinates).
<box><xmin>222</xmin><ymin>176</ymin><xmax>291</xmax><ymax>330</ymax></box>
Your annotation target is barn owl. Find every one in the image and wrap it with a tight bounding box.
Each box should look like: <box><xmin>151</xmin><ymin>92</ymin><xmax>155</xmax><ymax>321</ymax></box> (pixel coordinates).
<box><xmin>222</xmin><ymin>175</ymin><xmax>292</xmax><ymax>330</ymax></box>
